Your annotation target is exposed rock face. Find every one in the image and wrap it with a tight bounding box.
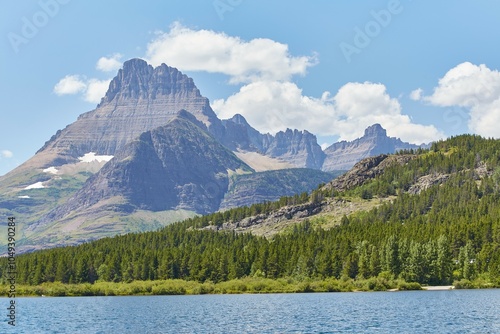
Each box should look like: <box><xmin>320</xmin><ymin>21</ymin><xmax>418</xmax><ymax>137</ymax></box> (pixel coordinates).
<box><xmin>324</xmin><ymin>154</ymin><xmax>417</xmax><ymax>192</ymax></box>
<box><xmin>0</xmin><ymin>56</ymin><xmax>438</xmax><ymax>253</ymax></box>
<box><xmin>408</xmin><ymin>174</ymin><xmax>450</xmax><ymax>195</ymax></box>
<box><xmin>266</xmin><ymin>129</ymin><xmax>325</xmax><ymax>169</ymax></box>
<box><xmin>222</xmin><ymin>114</ymin><xmax>325</xmax><ymax>169</ymax></box>
<box><xmin>205</xmin><ymin>200</ymin><xmax>326</xmax><ymax>231</ymax></box>
<box><xmin>0</xmin><ymin>59</ymin><xmax>338</xmax><ymax>252</ymax></box>
<box><xmin>221</xmin><ymin>114</ymin><xmax>266</xmax><ymax>152</ymax></box>
<box><xmin>219</xmin><ymin>168</ymin><xmax>337</xmax><ymax>210</ymax></box>
<box><xmin>31</xmin><ymin>58</ymin><xmax>224</xmax><ymax>169</ymax></box>
<box><xmin>322</xmin><ymin>124</ymin><xmax>423</xmax><ymax>171</ymax></box>
<box><xmin>36</xmin><ymin>111</ymin><xmax>252</xmax><ymax>227</ymax></box>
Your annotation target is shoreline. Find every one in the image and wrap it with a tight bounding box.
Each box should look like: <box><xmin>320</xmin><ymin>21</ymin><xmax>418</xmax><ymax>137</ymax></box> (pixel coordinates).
<box><xmin>422</xmin><ymin>285</ymin><xmax>454</xmax><ymax>291</ymax></box>
<box><xmin>3</xmin><ymin>277</ymin><xmax>497</xmax><ymax>298</ymax></box>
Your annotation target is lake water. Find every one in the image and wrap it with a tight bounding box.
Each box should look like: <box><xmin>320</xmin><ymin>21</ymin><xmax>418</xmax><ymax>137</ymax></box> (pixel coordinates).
<box><xmin>2</xmin><ymin>289</ymin><xmax>500</xmax><ymax>333</ymax></box>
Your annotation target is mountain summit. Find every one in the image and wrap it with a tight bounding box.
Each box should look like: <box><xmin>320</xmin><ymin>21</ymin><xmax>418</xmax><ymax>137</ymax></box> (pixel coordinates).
<box><xmin>0</xmin><ymin>58</ymin><xmax>426</xmax><ymax>252</ymax></box>
<box><xmin>363</xmin><ymin>123</ymin><xmax>387</xmax><ymax>138</ymax></box>
<box><xmin>222</xmin><ymin>114</ymin><xmax>325</xmax><ymax>169</ymax></box>
<box><xmin>322</xmin><ymin>124</ymin><xmax>424</xmax><ymax>171</ymax></box>
<box><xmin>27</xmin><ymin>58</ymin><xmax>224</xmax><ymax>170</ymax></box>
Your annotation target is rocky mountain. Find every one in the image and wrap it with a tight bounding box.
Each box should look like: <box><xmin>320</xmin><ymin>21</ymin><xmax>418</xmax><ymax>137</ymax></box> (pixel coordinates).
<box><xmin>32</xmin><ymin>111</ymin><xmax>252</xmax><ymax>232</ymax></box>
<box><xmin>0</xmin><ymin>58</ymin><xmax>428</xmax><ymax>252</ymax></box>
<box><xmin>323</xmin><ymin>154</ymin><xmax>417</xmax><ymax>192</ymax></box>
<box><xmin>219</xmin><ymin>168</ymin><xmax>340</xmax><ymax>210</ymax></box>
<box><xmin>34</xmin><ymin>58</ymin><xmax>224</xmax><ymax>166</ymax></box>
<box><xmin>322</xmin><ymin>124</ymin><xmax>425</xmax><ymax>171</ymax></box>
<box><xmin>222</xmin><ymin>114</ymin><xmax>325</xmax><ymax>169</ymax></box>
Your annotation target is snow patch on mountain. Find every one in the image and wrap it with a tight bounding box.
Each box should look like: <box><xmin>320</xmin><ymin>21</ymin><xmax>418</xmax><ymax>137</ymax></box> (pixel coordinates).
<box><xmin>78</xmin><ymin>152</ymin><xmax>114</xmax><ymax>163</ymax></box>
<box><xmin>24</xmin><ymin>182</ymin><xmax>45</xmax><ymax>190</ymax></box>
<box><xmin>43</xmin><ymin>167</ymin><xmax>59</xmax><ymax>174</ymax></box>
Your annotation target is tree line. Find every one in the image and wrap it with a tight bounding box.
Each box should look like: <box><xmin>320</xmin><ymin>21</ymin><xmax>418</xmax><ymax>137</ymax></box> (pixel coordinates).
<box><xmin>2</xmin><ymin>135</ymin><xmax>500</xmax><ymax>287</ymax></box>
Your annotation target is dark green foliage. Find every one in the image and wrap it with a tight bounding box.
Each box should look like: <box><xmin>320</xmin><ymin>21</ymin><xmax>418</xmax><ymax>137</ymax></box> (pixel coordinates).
<box><xmin>2</xmin><ymin>135</ymin><xmax>500</xmax><ymax>288</ymax></box>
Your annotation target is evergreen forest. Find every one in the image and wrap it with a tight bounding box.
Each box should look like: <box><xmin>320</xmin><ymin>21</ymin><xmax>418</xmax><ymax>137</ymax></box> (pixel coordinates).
<box><xmin>2</xmin><ymin>135</ymin><xmax>500</xmax><ymax>294</ymax></box>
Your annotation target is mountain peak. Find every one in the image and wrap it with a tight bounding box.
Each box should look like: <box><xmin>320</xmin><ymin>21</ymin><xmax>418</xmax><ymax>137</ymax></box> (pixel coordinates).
<box><xmin>364</xmin><ymin>124</ymin><xmax>387</xmax><ymax>138</ymax></box>
<box><xmin>99</xmin><ymin>58</ymin><xmax>201</xmax><ymax>106</ymax></box>
<box><xmin>30</xmin><ymin>58</ymin><xmax>224</xmax><ymax>165</ymax></box>
<box><xmin>228</xmin><ymin>114</ymin><xmax>250</xmax><ymax>127</ymax></box>
<box><xmin>322</xmin><ymin>123</ymin><xmax>423</xmax><ymax>171</ymax></box>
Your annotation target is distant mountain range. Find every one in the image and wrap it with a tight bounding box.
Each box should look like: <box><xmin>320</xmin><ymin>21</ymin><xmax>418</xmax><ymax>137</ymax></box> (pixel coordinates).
<box><xmin>322</xmin><ymin>123</ymin><xmax>426</xmax><ymax>170</ymax></box>
<box><xmin>0</xmin><ymin>58</ymin><xmax>426</xmax><ymax>252</ymax></box>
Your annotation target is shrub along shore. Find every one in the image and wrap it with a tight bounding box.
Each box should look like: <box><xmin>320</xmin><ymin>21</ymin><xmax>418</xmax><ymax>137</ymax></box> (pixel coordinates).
<box><xmin>1</xmin><ymin>276</ymin><xmax>497</xmax><ymax>297</ymax></box>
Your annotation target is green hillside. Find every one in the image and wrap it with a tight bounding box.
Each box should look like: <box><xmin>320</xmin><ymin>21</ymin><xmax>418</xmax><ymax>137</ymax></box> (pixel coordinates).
<box><xmin>220</xmin><ymin>168</ymin><xmax>342</xmax><ymax>210</ymax></box>
<box><xmin>2</xmin><ymin>135</ymin><xmax>500</xmax><ymax>292</ymax></box>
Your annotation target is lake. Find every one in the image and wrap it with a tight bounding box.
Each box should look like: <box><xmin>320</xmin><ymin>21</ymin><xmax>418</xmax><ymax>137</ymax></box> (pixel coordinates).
<box><xmin>2</xmin><ymin>289</ymin><xmax>500</xmax><ymax>333</ymax></box>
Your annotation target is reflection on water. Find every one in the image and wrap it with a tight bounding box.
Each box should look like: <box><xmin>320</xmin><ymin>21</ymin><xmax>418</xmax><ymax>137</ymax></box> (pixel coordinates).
<box><xmin>2</xmin><ymin>289</ymin><xmax>500</xmax><ymax>333</ymax></box>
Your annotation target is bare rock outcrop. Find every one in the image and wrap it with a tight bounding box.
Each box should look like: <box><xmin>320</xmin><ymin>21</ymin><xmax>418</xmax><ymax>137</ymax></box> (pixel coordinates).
<box><xmin>323</xmin><ymin>154</ymin><xmax>417</xmax><ymax>192</ymax></box>
<box><xmin>407</xmin><ymin>174</ymin><xmax>450</xmax><ymax>195</ymax></box>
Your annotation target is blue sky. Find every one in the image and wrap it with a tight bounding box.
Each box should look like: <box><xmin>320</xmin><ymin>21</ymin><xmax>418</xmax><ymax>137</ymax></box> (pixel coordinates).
<box><xmin>1</xmin><ymin>0</ymin><xmax>500</xmax><ymax>176</ymax></box>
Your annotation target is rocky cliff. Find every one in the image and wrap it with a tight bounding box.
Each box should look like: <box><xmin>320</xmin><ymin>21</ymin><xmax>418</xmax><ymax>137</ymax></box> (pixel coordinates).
<box><xmin>0</xmin><ymin>57</ymin><xmax>434</xmax><ymax>253</ymax></box>
<box><xmin>35</xmin><ymin>111</ymin><xmax>252</xmax><ymax>229</ymax></box>
<box><xmin>322</xmin><ymin>124</ymin><xmax>424</xmax><ymax>171</ymax></box>
<box><xmin>323</xmin><ymin>154</ymin><xmax>417</xmax><ymax>192</ymax></box>
<box><xmin>219</xmin><ymin>168</ymin><xmax>338</xmax><ymax>210</ymax></box>
<box><xmin>20</xmin><ymin>58</ymin><xmax>224</xmax><ymax>171</ymax></box>
<box><xmin>222</xmin><ymin>114</ymin><xmax>325</xmax><ymax>169</ymax></box>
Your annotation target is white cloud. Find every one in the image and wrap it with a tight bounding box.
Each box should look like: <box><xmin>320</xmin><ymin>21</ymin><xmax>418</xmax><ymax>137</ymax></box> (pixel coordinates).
<box><xmin>410</xmin><ymin>88</ymin><xmax>423</xmax><ymax>101</ymax></box>
<box><xmin>212</xmin><ymin>81</ymin><xmax>444</xmax><ymax>144</ymax></box>
<box><xmin>54</xmin><ymin>54</ymin><xmax>123</xmax><ymax>104</ymax></box>
<box><xmin>320</xmin><ymin>143</ymin><xmax>330</xmax><ymax>150</ymax></box>
<box><xmin>146</xmin><ymin>22</ymin><xmax>317</xmax><ymax>84</ymax></box>
<box><xmin>53</xmin><ymin>76</ymin><xmax>111</xmax><ymax>104</ymax></box>
<box><xmin>96</xmin><ymin>54</ymin><xmax>123</xmax><ymax>72</ymax></box>
<box><xmin>53</xmin><ymin>75</ymin><xmax>87</xmax><ymax>95</ymax></box>
<box><xmin>1</xmin><ymin>150</ymin><xmax>13</xmax><ymax>158</ymax></box>
<box><xmin>52</xmin><ymin>25</ymin><xmax>443</xmax><ymax>144</ymax></box>
<box><xmin>332</xmin><ymin>83</ymin><xmax>443</xmax><ymax>144</ymax></box>
<box><xmin>469</xmin><ymin>98</ymin><xmax>500</xmax><ymax>138</ymax></box>
<box><xmin>422</xmin><ymin>62</ymin><xmax>500</xmax><ymax>138</ymax></box>
<box><xmin>425</xmin><ymin>62</ymin><xmax>500</xmax><ymax>107</ymax></box>
<box><xmin>212</xmin><ymin>81</ymin><xmax>336</xmax><ymax>137</ymax></box>
<box><xmin>84</xmin><ymin>79</ymin><xmax>111</xmax><ymax>103</ymax></box>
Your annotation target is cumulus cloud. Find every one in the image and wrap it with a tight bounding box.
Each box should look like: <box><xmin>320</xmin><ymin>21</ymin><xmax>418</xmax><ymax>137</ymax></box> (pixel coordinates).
<box><xmin>212</xmin><ymin>81</ymin><xmax>444</xmax><ymax>144</ymax></box>
<box><xmin>54</xmin><ymin>76</ymin><xmax>110</xmax><ymax>104</ymax></box>
<box><xmin>421</xmin><ymin>62</ymin><xmax>500</xmax><ymax>138</ymax></box>
<box><xmin>85</xmin><ymin>79</ymin><xmax>111</xmax><ymax>104</ymax></box>
<box><xmin>410</xmin><ymin>88</ymin><xmax>423</xmax><ymax>101</ymax></box>
<box><xmin>54</xmin><ymin>54</ymin><xmax>118</xmax><ymax>103</ymax></box>
<box><xmin>145</xmin><ymin>22</ymin><xmax>317</xmax><ymax>83</ymax></box>
<box><xmin>53</xmin><ymin>75</ymin><xmax>87</xmax><ymax>95</ymax></box>
<box><xmin>96</xmin><ymin>54</ymin><xmax>123</xmax><ymax>72</ymax></box>
<box><xmin>212</xmin><ymin>81</ymin><xmax>334</xmax><ymax>135</ymax></box>
<box><xmin>1</xmin><ymin>150</ymin><xmax>13</xmax><ymax>158</ymax></box>
<box><xmin>52</xmin><ymin>24</ymin><xmax>443</xmax><ymax>144</ymax></box>
<box><xmin>54</xmin><ymin>54</ymin><xmax>122</xmax><ymax>103</ymax></box>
